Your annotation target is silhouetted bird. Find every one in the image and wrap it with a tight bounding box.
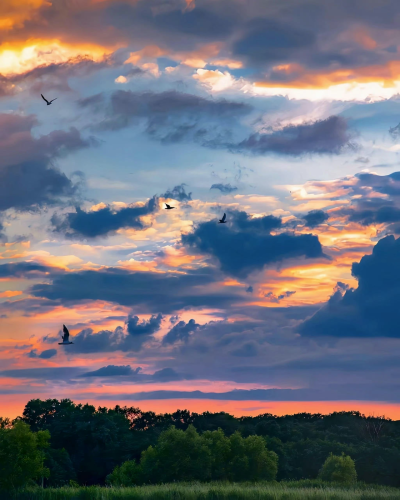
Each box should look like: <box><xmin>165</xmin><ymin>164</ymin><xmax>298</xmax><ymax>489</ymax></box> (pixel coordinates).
<box><xmin>41</xmin><ymin>94</ymin><xmax>57</xmax><ymax>105</ymax></box>
<box><xmin>219</xmin><ymin>213</ymin><xmax>227</xmax><ymax>223</ymax></box>
<box><xmin>165</xmin><ymin>203</ymin><xmax>175</xmax><ymax>210</ymax></box>
<box><xmin>58</xmin><ymin>325</ymin><xmax>74</xmax><ymax>345</ymax></box>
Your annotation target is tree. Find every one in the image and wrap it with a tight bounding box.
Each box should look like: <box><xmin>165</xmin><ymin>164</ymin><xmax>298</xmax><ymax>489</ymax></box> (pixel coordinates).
<box><xmin>45</xmin><ymin>448</ymin><xmax>77</xmax><ymax>487</ymax></box>
<box><xmin>318</xmin><ymin>453</ymin><xmax>357</xmax><ymax>484</ymax></box>
<box><xmin>108</xmin><ymin>425</ymin><xmax>278</xmax><ymax>485</ymax></box>
<box><xmin>0</xmin><ymin>421</ymin><xmax>50</xmax><ymax>490</ymax></box>
<box><xmin>141</xmin><ymin>425</ymin><xmax>211</xmax><ymax>483</ymax></box>
<box><xmin>21</xmin><ymin>398</ymin><xmax>134</xmax><ymax>485</ymax></box>
<box><xmin>227</xmin><ymin>431</ymin><xmax>278</xmax><ymax>481</ymax></box>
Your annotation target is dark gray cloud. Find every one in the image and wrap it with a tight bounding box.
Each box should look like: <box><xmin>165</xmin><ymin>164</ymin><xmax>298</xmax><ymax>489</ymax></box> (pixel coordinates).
<box><xmin>79</xmin><ymin>365</ymin><xmax>191</xmax><ymax>382</ymax></box>
<box><xmin>47</xmin><ymin>320</ymin><xmax>163</xmax><ymax>354</ymax></box>
<box><xmin>0</xmin><ymin>113</ymin><xmax>93</xmax><ymax>212</ymax></box>
<box><xmin>233</xmin><ymin>18</ymin><xmax>315</xmax><ymax>65</ymax></box>
<box><xmin>300</xmin><ymin>235</ymin><xmax>400</xmax><ymax>337</ymax></box>
<box><xmin>231</xmin><ymin>341</ymin><xmax>258</xmax><ymax>357</ymax></box>
<box><xmin>127</xmin><ymin>313</ymin><xmax>163</xmax><ymax>336</ymax></box>
<box><xmin>348</xmin><ymin>200</ymin><xmax>400</xmax><ymax>229</ymax></box>
<box><xmin>95</xmin><ymin>384</ymin><xmax>400</xmax><ymax>402</ymax></box>
<box><xmin>82</xmin><ymin>89</ymin><xmax>252</xmax><ymax>149</ymax></box>
<box><xmin>27</xmin><ymin>348</ymin><xmax>57</xmax><ymax>359</ymax></box>
<box><xmin>80</xmin><ymin>365</ymin><xmax>137</xmax><ymax>377</ymax></box>
<box><xmin>210</xmin><ymin>183</ymin><xmax>238</xmax><ymax>194</ymax></box>
<box><xmin>94</xmin><ymin>90</ymin><xmax>251</xmax><ymax>132</ymax></box>
<box><xmin>162</xmin><ymin>184</ymin><xmax>192</xmax><ymax>202</ymax></box>
<box><xmin>322</xmin><ymin>171</ymin><xmax>400</xmax><ymax>231</ymax></box>
<box><xmin>235</xmin><ymin>116</ymin><xmax>353</xmax><ymax>156</ymax></box>
<box><xmin>0</xmin><ymin>262</ymin><xmax>53</xmax><ymax>279</ymax></box>
<box><xmin>162</xmin><ymin>319</ymin><xmax>200</xmax><ymax>344</ymax></box>
<box><xmin>182</xmin><ymin>210</ymin><xmax>324</xmax><ymax>278</ymax></box>
<box><xmin>51</xmin><ymin>195</ymin><xmax>158</xmax><ymax>239</ymax></box>
<box><xmin>265</xmin><ymin>290</ymin><xmax>296</xmax><ymax>303</ymax></box>
<box><xmin>303</xmin><ymin>210</ymin><xmax>329</xmax><ymax>228</ymax></box>
<box><xmin>0</xmin><ymin>367</ymin><xmax>83</xmax><ymax>379</ymax></box>
<box><xmin>30</xmin><ymin>267</ymin><xmax>243</xmax><ymax>313</ymax></box>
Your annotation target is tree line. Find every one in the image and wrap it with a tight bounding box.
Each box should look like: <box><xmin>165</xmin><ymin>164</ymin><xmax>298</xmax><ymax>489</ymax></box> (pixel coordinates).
<box><xmin>0</xmin><ymin>398</ymin><xmax>398</xmax><ymax>488</ymax></box>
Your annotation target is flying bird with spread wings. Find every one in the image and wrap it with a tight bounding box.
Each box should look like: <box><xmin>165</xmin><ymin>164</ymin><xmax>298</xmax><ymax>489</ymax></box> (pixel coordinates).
<box><xmin>165</xmin><ymin>203</ymin><xmax>175</xmax><ymax>210</ymax></box>
<box><xmin>219</xmin><ymin>213</ymin><xmax>227</xmax><ymax>223</ymax></box>
<box><xmin>58</xmin><ymin>325</ymin><xmax>74</xmax><ymax>345</ymax></box>
<box><xmin>41</xmin><ymin>94</ymin><xmax>57</xmax><ymax>106</ymax></box>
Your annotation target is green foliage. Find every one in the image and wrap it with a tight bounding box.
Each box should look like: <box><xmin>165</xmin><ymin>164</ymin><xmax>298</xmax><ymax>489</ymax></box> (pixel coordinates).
<box><xmin>21</xmin><ymin>398</ymin><xmax>136</xmax><ymax>485</ymax></box>
<box><xmin>44</xmin><ymin>448</ymin><xmax>77</xmax><ymax>487</ymax></box>
<box><xmin>0</xmin><ymin>421</ymin><xmax>50</xmax><ymax>490</ymax></box>
<box><xmin>318</xmin><ymin>453</ymin><xmax>357</xmax><ymax>484</ymax></box>
<box><xmin>106</xmin><ymin>460</ymin><xmax>142</xmax><ymax>486</ymax></box>
<box><xmin>108</xmin><ymin>424</ymin><xmax>278</xmax><ymax>486</ymax></box>
<box><xmin>7</xmin><ymin>399</ymin><xmax>400</xmax><ymax>487</ymax></box>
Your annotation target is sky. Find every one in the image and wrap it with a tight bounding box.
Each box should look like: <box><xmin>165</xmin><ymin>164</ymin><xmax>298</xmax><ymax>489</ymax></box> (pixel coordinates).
<box><xmin>2</xmin><ymin>0</ymin><xmax>400</xmax><ymax>420</ymax></box>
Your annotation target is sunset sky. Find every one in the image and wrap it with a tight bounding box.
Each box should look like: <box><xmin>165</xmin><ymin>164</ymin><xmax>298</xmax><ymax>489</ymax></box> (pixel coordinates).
<box><xmin>2</xmin><ymin>0</ymin><xmax>400</xmax><ymax>420</ymax></box>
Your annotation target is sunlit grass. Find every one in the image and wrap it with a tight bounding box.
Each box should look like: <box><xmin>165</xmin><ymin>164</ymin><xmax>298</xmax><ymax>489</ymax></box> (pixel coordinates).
<box><xmin>5</xmin><ymin>481</ymin><xmax>400</xmax><ymax>500</ymax></box>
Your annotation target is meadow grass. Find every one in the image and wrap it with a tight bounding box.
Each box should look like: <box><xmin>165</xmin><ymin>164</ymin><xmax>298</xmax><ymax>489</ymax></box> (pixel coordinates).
<box><xmin>5</xmin><ymin>482</ymin><xmax>400</xmax><ymax>500</ymax></box>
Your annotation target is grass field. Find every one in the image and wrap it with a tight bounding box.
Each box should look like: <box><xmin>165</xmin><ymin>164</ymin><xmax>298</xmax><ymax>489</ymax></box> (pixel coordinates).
<box><xmin>5</xmin><ymin>482</ymin><xmax>400</xmax><ymax>500</ymax></box>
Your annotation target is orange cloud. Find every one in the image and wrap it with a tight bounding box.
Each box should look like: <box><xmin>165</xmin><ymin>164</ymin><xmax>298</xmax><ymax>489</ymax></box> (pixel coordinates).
<box><xmin>0</xmin><ymin>40</ymin><xmax>114</xmax><ymax>76</ymax></box>
<box><xmin>0</xmin><ymin>0</ymin><xmax>49</xmax><ymax>31</ymax></box>
<box><xmin>257</xmin><ymin>60</ymin><xmax>400</xmax><ymax>89</ymax></box>
<box><xmin>0</xmin><ymin>290</ymin><xmax>23</xmax><ymax>298</ymax></box>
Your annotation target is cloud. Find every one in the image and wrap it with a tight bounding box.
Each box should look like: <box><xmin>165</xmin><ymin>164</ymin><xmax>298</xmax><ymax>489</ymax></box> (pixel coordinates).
<box><xmin>0</xmin><ymin>262</ymin><xmax>53</xmax><ymax>279</ymax></box>
<box><xmin>182</xmin><ymin>210</ymin><xmax>324</xmax><ymax>278</ymax></box>
<box><xmin>233</xmin><ymin>18</ymin><xmax>315</xmax><ymax>65</ymax></box>
<box><xmin>79</xmin><ymin>364</ymin><xmax>190</xmax><ymax>382</ymax></box>
<box><xmin>231</xmin><ymin>341</ymin><xmax>258</xmax><ymax>357</ymax></box>
<box><xmin>303</xmin><ymin>210</ymin><xmax>329</xmax><ymax>228</ymax></box>
<box><xmin>210</xmin><ymin>183</ymin><xmax>238</xmax><ymax>194</ymax></box>
<box><xmin>162</xmin><ymin>184</ymin><xmax>192</xmax><ymax>202</ymax></box>
<box><xmin>27</xmin><ymin>348</ymin><xmax>57</xmax><ymax>359</ymax></box>
<box><xmin>0</xmin><ymin>114</ymin><xmax>93</xmax><ymax>212</ymax></box>
<box><xmin>162</xmin><ymin>318</ymin><xmax>200</xmax><ymax>344</ymax></box>
<box><xmin>300</xmin><ymin>235</ymin><xmax>400</xmax><ymax>337</ymax></box>
<box><xmin>10</xmin><ymin>55</ymin><xmax>117</xmax><ymax>95</ymax></box>
<box><xmin>235</xmin><ymin>116</ymin><xmax>354</xmax><ymax>156</ymax></box>
<box><xmin>0</xmin><ymin>368</ymin><xmax>82</xmax><ymax>379</ymax></box>
<box><xmin>94</xmin><ymin>384</ymin><xmax>400</xmax><ymax>402</ymax></box>
<box><xmin>86</xmin><ymin>89</ymin><xmax>251</xmax><ymax>146</ymax></box>
<box><xmin>126</xmin><ymin>313</ymin><xmax>163</xmax><ymax>350</ymax></box>
<box><xmin>127</xmin><ymin>313</ymin><xmax>163</xmax><ymax>336</ymax></box>
<box><xmin>265</xmin><ymin>291</ymin><xmax>296</xmax><ymax>303</ymax></box>
<box><xmin>80</xmin><ymin>365</ymin><xmax>137</xmax><ymax>377</ymax></box>
<box><xmin>51</xmin><ymin>196</ymin><xmax>158</xmax><ymax>239</ymax></box>
<box><xmin>30</xmin><ymin>267</ymin><xmax>242</xmax><ymax>313</ymax></box>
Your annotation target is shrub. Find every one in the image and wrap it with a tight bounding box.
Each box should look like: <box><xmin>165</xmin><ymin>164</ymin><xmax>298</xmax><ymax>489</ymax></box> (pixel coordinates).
<box><xmin>318</xmin><ymin>453</ymin><xmax>357</xmax><ymax>484</ymax></box>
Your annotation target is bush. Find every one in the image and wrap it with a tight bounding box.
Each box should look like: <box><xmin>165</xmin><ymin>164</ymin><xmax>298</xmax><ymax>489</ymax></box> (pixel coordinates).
<box><xmin>318</xmin><ymin>453</ymin><xmax>357</xmax><ymax>484</ymax></box>
<box><xmin>106</xmin><ymin>460</ymin><xmax>142</xmax><ymax>486</ymax></box>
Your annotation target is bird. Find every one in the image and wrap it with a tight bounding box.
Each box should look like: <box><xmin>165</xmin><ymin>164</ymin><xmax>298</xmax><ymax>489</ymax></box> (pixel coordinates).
<box><xmin>41</xmin><ymin>94</ymin><xmax>57</xmax><ymax>106</ymax></box>
<box><xmin>165</xmin><ymin>203</ymin><xmax>175</xmax><ymax>210</ymax></box>
<box><xmin>219</xmin><ymin>213</ymin><xmax>227</xmax><ymax>223</ymax></box>
<box><xmin>58</xmin><ymin>325</ymin><xmax>74</xmax><ymax>345</ymax></box>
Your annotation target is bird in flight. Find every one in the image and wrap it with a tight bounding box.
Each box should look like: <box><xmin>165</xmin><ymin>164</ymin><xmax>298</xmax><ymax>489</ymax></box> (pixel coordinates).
<box><xmin>165</xmin><ymin>203</ymin><xmax>175</xmax><ymax>210</ymax></box>
<box><xmin>58</xmin><ymin>325</ymin><xmax>74</xmax><ymax>345</ymax></box>
<box><xmin>219</xmin><ymin>213</ymin><xmax>227</xmax><ymax>223</ymax></box>
<box><xmin>41</xmin><ymin>94</ymin><xmax>57</xmax><ymax>106</ymax></box>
